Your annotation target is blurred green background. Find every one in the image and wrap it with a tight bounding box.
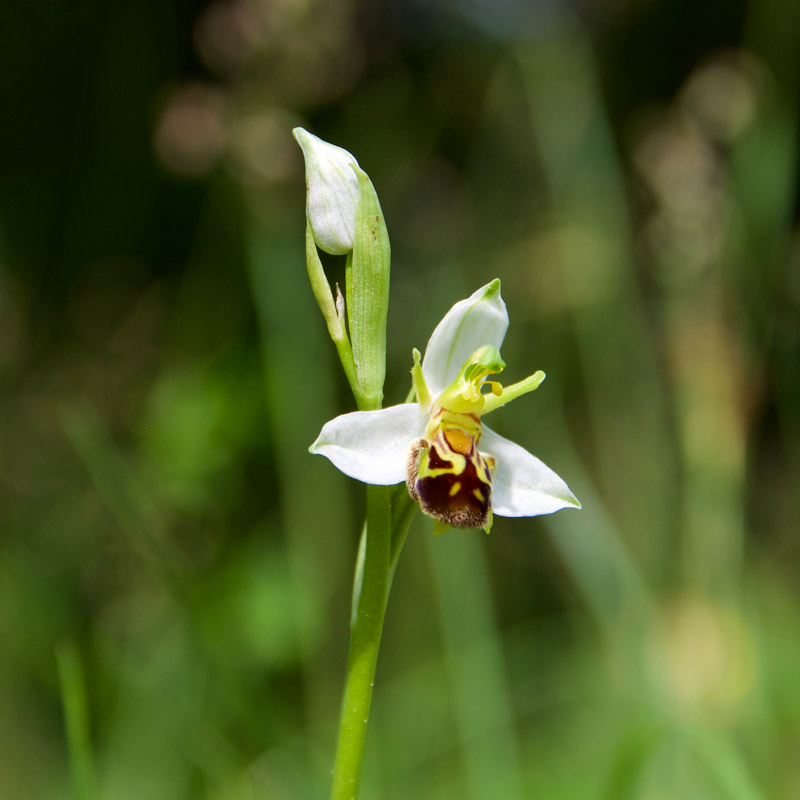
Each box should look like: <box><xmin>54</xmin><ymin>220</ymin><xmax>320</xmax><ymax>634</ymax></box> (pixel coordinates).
<box><xmin>1</xmin><ymin>0</ymin><xmax>799</xmax><ymax>798</ymax></box>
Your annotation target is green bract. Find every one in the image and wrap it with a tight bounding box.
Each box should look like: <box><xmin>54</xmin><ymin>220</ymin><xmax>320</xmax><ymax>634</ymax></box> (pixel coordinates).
<box><xmin>311</xmin><ymin>280</ymin><xmax>581</xmax><ymax>532</ymax></box>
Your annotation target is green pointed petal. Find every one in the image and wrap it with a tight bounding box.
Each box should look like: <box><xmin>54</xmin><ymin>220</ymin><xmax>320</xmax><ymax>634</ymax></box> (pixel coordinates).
<box><xmin>480</xmin><ymin>370</ymin><xmax>546</xmax><ymax>416</ymax></box>
<box><xmin>310</xmin><ymin>404</ymin><xmax>425</xmax><ymax>485</ymax></box>
<box><xmin>422</xmin><ymin>280</ymin><xmax>508</xmax><ymax>396</ymax></box>
<box><xmin>481</xmin><ymin>426</ymin><xmax>581</xmax><ymax>516</ymax></box>
<box><xmin>411</xmin><ymin>348</ymin><xmax>432</xmax><ymax>410</ymax></box>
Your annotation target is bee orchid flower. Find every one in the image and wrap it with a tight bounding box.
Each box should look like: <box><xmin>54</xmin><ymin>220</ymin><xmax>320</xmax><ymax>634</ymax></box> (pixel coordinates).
<box><xmin>311</xmin><ymin>280</ymin><xmax>580</xmax><ymax>533</ymax></box>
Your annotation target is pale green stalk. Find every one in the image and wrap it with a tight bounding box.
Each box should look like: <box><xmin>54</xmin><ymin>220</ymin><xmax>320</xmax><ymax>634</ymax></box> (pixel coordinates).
<box><xmin>329</xmin><ymin>486</ymin><xmax>414</xmax><ymax>799</ymax></box>
<box><xmin>329</xmin><ymin>485</ymin><xmax>393</xmax><ymax>800</ymax></box>
<box><xmin>305</xmin><ymin>222</ymin><xmax>360</xmax><ymax>401</ymax></box>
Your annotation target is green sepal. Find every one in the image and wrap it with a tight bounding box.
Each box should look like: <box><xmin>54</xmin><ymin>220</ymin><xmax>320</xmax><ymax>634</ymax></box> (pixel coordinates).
<box><xmin>347</xmin><ymin>166</ymin><xmax>391</xmax><ymax>411</ymax></box>
<box><xmin>480</xmin><ymin>370</ymin><xmax>546</xmax><ymax>415</ymax></box>
<box><xmin>433</xmin><ymin>520</ymin><xmax>451</xmax><ymax>536</ymax></box>
<box><xmin>411</xmin><ymin>348</ymin><xmax>432</xmax><ymax>410</ymax></box>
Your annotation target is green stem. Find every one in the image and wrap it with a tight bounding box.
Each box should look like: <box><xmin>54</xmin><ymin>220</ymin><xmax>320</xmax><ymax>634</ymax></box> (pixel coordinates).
<box><xmin>329</xmin><ymin>484</ymin><xmax>394</xmax><ymax>800</ymax></box>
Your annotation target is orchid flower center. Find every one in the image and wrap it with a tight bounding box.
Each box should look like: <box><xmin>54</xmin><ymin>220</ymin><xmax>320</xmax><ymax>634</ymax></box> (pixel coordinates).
<box><xmin>406</xmin><ymin>345</ymin><xmax>548</xmax><ymax>533</ymax></box>
<box><xmin>433</xmin><ymin>345</ymin><xmax>506</xmax><ymax>417</ymax></box>
<box><xmin>406</xmin><ymin>346</ymin><xmax>506</xmax><ymax>533</ymax></box>
<box><xmin>411</xmin><ymin>345</ymin><xmax>507</xmax><ymax>415</ymax></box>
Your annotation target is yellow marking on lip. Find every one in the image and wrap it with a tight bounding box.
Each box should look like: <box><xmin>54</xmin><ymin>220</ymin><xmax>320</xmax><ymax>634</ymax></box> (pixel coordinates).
<box><xmin>472</xmin><ymin>488</ymin><xmax>485</xmax><ymax>502</ymax></box>
<box><xmin>444</xmin><ymin>428</ymin><xmax>473</xmax><ymax>454</ymax></box>
<box><xmin>449</xmin><ymin>482</ymin><xmax>462</xmax><ymax>497</ymax></box>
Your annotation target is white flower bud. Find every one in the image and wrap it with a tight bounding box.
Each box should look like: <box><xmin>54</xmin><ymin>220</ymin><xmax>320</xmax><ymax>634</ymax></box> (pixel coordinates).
<box><xmin>293</xmin><ymin>127</ymin><xmax>360</xmax><ymax>255</ymax></box>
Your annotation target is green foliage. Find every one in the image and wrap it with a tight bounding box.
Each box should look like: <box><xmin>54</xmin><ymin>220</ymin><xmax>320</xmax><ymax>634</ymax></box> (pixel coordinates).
<box><xmin>1</xmin><ymin>0</ymin><xmax>799</xmax><ymax>798</ymax></box>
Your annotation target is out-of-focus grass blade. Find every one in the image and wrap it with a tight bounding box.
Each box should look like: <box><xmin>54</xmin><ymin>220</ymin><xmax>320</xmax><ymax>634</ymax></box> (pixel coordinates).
<box><xmin>513</xmin><ymin>32</ymin><xmax>675</xmax><ymax>580</ymax></box>
<box><xmin>425</xmin><ymin>531</ymin><xmax>525</xmax><ymax>800</ymax></box>
<box><xmin>538</xmin><ymin>387</ymin><xmax>655</xmax><ymax>639</ymax></box>
<box><xmin>60</xmin><ymin>403</ymin><xmax>187</xmax><ymax>599</ymax></box>
<box><xmin>246</xmin><ymin>221</ymin><xmax>353</xmax><ymax>790</ymax></box>
<box><xmin>687</xmin><ymin>724</ymin><xmax>767</xmax><ymax>800</ymax></box>
<box><xmin>56</xmin><ymin>640</ymin><xmax>96</xmax><ymax>800</ymax></box>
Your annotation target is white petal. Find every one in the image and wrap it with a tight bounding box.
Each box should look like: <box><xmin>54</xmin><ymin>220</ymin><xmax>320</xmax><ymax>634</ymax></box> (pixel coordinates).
<box><xmin>481</xmin><ymin>426</ymin><xmax>580</xmax><ymax>517</ymax></box>
<box><xmin>293</xmin><ymin>128</ymin><xmax>360</xmax><ymax>255</ymax></box>
<box><xmin>422</xmin><ymin>280</ymin><xmax>509</xmax><ymax>395</ymax></box>
<box><xmin>310</xmin><ymin>404</ymin><xmax>425</xmax><ymax>485</ymax></box>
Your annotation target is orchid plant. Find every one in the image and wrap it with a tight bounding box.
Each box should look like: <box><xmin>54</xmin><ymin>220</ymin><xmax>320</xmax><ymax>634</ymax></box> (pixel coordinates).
<box><xmin>293</xmin><ymin>127</ymin><xmax>580</xmax><ymax>800</ymax></box>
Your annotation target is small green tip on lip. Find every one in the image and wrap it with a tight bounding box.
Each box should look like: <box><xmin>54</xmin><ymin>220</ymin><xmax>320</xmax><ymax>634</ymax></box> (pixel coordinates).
<box><xmin>484</xmin><ymin>278</ymin><xmax>501</xmax><ymax>297</ymax></box>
